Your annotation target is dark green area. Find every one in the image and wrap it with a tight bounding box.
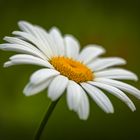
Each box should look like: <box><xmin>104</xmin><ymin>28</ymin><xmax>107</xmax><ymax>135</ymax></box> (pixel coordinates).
<box><xmin>0</xmin><ymin>0</ymin><xmax>140</xmax><ymax>140</ymax></box>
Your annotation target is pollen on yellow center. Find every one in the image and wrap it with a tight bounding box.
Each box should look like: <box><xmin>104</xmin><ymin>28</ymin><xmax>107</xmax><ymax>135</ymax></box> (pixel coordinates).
<box><xmin>50</xmin><ymin>56</ymin><xmax>93</xmax><ymax>83</ymax></box>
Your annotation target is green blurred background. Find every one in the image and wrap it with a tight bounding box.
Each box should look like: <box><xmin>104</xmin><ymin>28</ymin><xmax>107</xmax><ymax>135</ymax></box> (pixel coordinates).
<box><xmin>0</xmin><ymin>0</ymin><xmax>140</xmax><ymax>139</ymax></box>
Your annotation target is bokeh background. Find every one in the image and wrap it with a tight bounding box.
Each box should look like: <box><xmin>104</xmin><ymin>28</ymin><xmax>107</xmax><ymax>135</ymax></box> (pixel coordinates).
<box><xmin>0</xmin><ymin>0</ymin><xmax>140</xmax><ymax>140</ymax></box>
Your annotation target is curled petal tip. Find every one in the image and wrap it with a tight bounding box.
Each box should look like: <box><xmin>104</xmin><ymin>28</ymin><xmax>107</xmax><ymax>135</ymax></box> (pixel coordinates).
<box><xmin>3</xmin><ymin>61</ymin><xmax>12</xmax><ymax>67</ymax></box>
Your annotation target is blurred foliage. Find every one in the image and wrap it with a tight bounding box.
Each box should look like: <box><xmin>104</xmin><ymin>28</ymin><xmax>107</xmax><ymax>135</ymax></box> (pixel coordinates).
<box><xmin>0</xmin><ymin>0</ymin><xmax>140</xmax><ymax>140</ymax></box>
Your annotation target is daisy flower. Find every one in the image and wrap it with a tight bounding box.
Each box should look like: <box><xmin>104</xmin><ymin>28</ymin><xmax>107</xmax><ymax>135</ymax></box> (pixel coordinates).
<box><xmin>1</xmin><ymin>21</ymin><xmax>140</xmax><ymax>120</ymax></box>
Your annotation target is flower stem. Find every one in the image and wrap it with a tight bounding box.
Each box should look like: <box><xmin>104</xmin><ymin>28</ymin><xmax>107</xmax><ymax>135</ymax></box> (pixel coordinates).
<box><xmin>35</xmin><ymin>99</ymin><xmax>59</xmax><ymax>140</ymax></box>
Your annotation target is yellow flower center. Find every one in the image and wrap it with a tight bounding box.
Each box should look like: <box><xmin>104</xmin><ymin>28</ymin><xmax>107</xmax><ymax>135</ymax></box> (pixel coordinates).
<box><xmin>50</xmin><ymin>57</ymin><xmax>93</xmax><ymax>83</ymax></box>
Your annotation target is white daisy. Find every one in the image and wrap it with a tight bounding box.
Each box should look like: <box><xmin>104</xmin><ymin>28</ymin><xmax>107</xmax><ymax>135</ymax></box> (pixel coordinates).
<box><xmin>1</xmin><ymin>21</ymin><xmax>140</xmax><ymax>120</ymax></box>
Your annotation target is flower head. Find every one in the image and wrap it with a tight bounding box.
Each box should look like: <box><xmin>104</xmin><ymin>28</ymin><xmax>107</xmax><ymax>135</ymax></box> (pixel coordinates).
<box><xmin>1</xmin><ymin>21</ymin><xmax>140</xmax><ymax>120</ymax></box>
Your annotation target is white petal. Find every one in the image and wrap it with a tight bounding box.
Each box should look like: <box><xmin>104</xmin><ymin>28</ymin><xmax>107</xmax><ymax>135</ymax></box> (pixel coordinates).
<box><xmin>34</xmin><ymin>25</ymin><xmax>58</xmax><ymax>56</ymax></box>
<box><xmin>81</xmin><ymin>83</ymin><xmax>114</xmax><ymax>113</ymax></box>
<box><xmin>48</xmin><ymin>75</ymin><xmax>68</xmax><ymax>101</ymax></box>
<box><xmin>3</xmin><ymin>36</ymin><xmax>46</xmax><ymax>59</ymax></box>
<box><xmin>67</xmin><ymin>81</ymin><xmax>82</xmax><ymax>111</ymax></box>
<box><xmin>23</xmin><ymin>78</ymin><xmax>53</xmax><ymax>96</ymax></box>
<box><xmin>64</xmin><ymin>35</ymin><xmax>80</xmax><ymax>58</ymax></box>
<box><xmin>3</xmin><ymin>61</ymin><xmax>13</xmax><ymax>67</ymax></box>
<box><xmin>18</xmin><ymin>21</ymin><xmax>54</xmax><ymax>55</ymax></box>
<box><xmin>0</xmin><ymin>43</ymin><xmax>46</xmax><ymax>59</ymax></box>
<box><xmin>7</xmin><ymin>54</ymin><xmax>53</xmax><ymax>68</ymax></box>
<box><xmin>13</xmin><ymin>31</ymin><xmax>52</xmax><ymax>59</ymax></box>
<box><xmin>95</xmin><ymin>78</ymin><xmax>140</xmax><ymax>99</ymax></box>
<box><xmin>77</xmin><ymin>88</ymin><xmax>89</xmax><ymax>120</ymax></box>
<box><xmin>95</xmin><ymin>68</ymin><xmax>138</xmax><ymax>81</ymax></box>
<box><xmin>78</xmin><ymin>45</ymin><xmax>105</xmax><ymax>64</ymax></box>
<box><xmin>18</xmin><ymin>21</ymin><xmax>37</xmax><ymax>36</ymax></box>
<box><xmin>49</xmin><ymin>27</ymin><xmax>65</xmax><ymax>56</ymax></box>
<box><xmin>89</xmin><ymin>81</ymin><xmax>136</xmax><ymax>111</ymax></box>
<box><xmin>30</xmin><ymin>68</ymin><xmax>60</xmax><ymax>84</ymax></box>
<box><xmin>88</xmin><ymin>57</ymin><xmax>126</xmax><ymax>71</ymax></box>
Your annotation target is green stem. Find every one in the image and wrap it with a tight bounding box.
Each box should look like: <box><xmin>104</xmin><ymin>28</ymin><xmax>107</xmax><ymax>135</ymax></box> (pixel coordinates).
<box><xmin>35</xmin><ymin>99</ymin><xmax>59</xmax><ymax>140</ymax></box>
